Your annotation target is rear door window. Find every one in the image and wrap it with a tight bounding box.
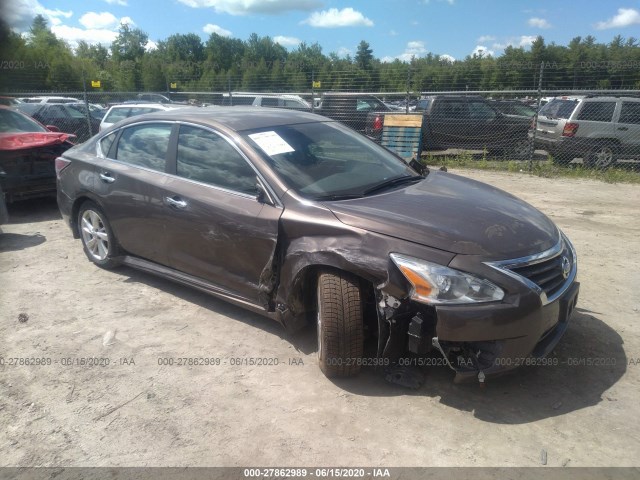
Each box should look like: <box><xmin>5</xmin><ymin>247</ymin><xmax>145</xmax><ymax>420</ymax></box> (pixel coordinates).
<box><xmin>115</xmin><ymin>123</ymin><xmax>172</xmax><ymax>172</ymax></box>
<box><xmin>104</xmin><ymin>108</ymin><xmax>130</xmax><ymax>124</ymax></box>
<box><xmin>468</xmin><ymin>101</ymin><xmax>496</xmax><ymax>120</ymax></box>
<box><xmin>619</xmin><ymin>102</ymin><xmax>640</xmax><ymax>125</ymax></box>
<box><xmin>176</xmin><ymin>125</ymin><xmax>258</xmax><ymax>195</ymax></box>
<box><xmin>433</xmin><ymin>100</ymin><xmax>469</xmax><ymax>120</ymax></box>
<box><xmin>576</xmin><ymin>102</ymin><xmax>616</xmax><ymax>122</ymax></box>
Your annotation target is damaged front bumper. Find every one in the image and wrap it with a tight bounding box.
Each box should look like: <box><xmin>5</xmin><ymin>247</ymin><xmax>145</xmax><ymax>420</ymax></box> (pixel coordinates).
<box><xmin>378</xmin><ymin>280</ymin><xmax>580</xmax><ymax>384</ymax></box>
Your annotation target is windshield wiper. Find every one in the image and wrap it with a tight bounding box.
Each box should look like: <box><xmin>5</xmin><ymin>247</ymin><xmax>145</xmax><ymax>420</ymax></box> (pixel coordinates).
<box><xmin>362</xmin><ymin>175</ymin><xmax>424</xmax><ymax>196</ymax></box>
<box><xmin>312</xmin><ymin>193</ymin><xmax>365</xmax><ymax>201</ymax></box>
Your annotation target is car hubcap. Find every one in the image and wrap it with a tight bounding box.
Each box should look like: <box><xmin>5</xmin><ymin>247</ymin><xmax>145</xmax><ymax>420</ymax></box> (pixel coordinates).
<box><xmin>81</xmin><ymin>210</ymin><xmax>109</xmax><ymax>261</ymax></box>
<box><xmin>593</xmin><ymin>148</ymin><xmax>613</xmax><ymax>168</ymax></box>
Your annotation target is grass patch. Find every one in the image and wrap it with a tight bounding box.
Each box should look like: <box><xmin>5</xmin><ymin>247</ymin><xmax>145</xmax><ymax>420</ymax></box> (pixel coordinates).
<box><xmin>421</xmin><ymin>153</ymin><xmax>640</xmax><ymax>184</ymax></box>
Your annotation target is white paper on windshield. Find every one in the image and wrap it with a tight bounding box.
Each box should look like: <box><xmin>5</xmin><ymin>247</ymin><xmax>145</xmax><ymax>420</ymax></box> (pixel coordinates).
<box><xmin>249</xmin><ymin>131</ymin><xmax>295</xmax><ymax>156</ymax></box>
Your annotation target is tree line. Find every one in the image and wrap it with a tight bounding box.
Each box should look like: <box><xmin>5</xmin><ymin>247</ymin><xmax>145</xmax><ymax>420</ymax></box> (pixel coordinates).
<box><xmin>1</xmin><ymin>15</ymin><xmax>639</xmax><ymax>94</ymax></box>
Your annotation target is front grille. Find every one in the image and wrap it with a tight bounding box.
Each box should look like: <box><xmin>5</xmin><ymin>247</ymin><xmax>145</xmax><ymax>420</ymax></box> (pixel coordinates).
<box><xmin>486</xmin><ymin>236</ymin><xmax>576</xmax><ymax>305</ymax></box>
<box><xmin>508</xmin><ymin>246</ymin><xmax>570</xmax><ymax>299</ymax></box>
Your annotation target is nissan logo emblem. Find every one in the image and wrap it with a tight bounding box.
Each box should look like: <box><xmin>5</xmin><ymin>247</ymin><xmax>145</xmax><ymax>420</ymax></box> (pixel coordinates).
<box><xmin>561</xmin><ymin>256</ymin><xmax>571</xmax><ymax>279</ymax></box>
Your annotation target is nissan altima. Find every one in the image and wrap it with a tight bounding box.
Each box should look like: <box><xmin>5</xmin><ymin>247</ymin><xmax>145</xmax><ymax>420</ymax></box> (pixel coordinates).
<box><xmin>56</xmin><ymin>107</ymin><xmax>579</xmax><ymax>383</ymax></box>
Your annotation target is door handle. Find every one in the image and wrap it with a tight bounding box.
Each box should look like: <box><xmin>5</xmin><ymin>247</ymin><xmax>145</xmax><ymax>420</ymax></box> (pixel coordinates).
<box><xmin>165</xmin><ymin>196</ymin><xmax>188</xmax><ymax>209</ymax></box>
<box><xmin>99</xmin><ymin>172</ymin><xmax>115</xmax><ymax>183</ymax></box>
<box><xmin>617</xmin><ymin>127</ymin><xmax>629</xmax><ymax>131</ymax></box>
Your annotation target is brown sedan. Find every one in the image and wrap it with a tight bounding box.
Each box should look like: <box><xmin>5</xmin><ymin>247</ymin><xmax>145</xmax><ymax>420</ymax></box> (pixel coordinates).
<box><xmin>56</xmin><ymin>107</ymin><xmax>579</xmax><ymax>383</ymax></box>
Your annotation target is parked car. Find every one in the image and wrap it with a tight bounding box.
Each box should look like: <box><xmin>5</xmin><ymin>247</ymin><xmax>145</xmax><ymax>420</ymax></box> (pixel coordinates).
<box><xmin>317</xmin><ymin>93</ymin><xmax>392</xmax><ymax>134</ymax></box>
<box><xmin>17</xmin><ymin>96</ymin><xmax>80</xmax><ymax>104</ymax></box>
<box><xmin>533</xmin><ymin>95</ymin><xmax>640</xmax><ymax>168</ymax></box>
<box><xmin>413</xmin><ymin>96</ymin><xmax>532</xmax><ymax>157</ymax></box>
<box><xmin>56</xmin><ymin>107</ymin><xmax>578</xmax><ymax>383</ymax></box>
<box><xmin>99</xmin><ymin>103</ymin><xmax>179</xmax><ymax>131</ymax></box>
<box><xmin>16</xmin><ymin>103</ymin><xmax>100</xmax><ymax>143</ymax></box>
<box><xmin>489</xmin><ymin>100</ymin><xmax>536</xmax><ymax>118</ymax></box>
<box><xmin>0</xmin><ymin>97</ymin><xmax>21</xmax><ymax>106</ymax></box>
<box><xmin>134</xmin><ymin>93</ymin><xmax>184</xmax><ymax>104</ymax></box>
<box><xmin>0</xmin><ymin>106</ymin><xmax>75</xmax><ymax>203</ymax></box>
<box><xmin>221</xmin><ymin>93</ymin><xmax>311</xmax><ymax>111</ymax></box>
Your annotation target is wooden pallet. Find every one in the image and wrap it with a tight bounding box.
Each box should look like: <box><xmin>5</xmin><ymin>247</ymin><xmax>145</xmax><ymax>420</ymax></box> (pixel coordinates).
<box><xmin>380</xmin><ymin>114</ymin><xmax>424</xmax><ymax>161</ymax></box>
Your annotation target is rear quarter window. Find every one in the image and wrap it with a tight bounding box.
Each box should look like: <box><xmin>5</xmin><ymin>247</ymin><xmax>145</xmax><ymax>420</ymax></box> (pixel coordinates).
<box><xmin>104</xmin><ymin>108</ymin><xmax>130</xmax><ymax>124</ymax></box>
<box><xmin>539</xmin><ymin>99</ymin><xmax>579</xmax><ymax>119</ymax></box>
<box><xmin>619</xmin><ymin>102</ymin><xmax>640</xmax><ymax>125</ymax></box>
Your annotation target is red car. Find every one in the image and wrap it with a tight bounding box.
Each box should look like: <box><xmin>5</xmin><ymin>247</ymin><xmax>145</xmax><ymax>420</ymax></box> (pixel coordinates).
<box><xmin>0</xmin><ymin>106</ymin><xmax>75</xmax><ymax>204</ymax></box>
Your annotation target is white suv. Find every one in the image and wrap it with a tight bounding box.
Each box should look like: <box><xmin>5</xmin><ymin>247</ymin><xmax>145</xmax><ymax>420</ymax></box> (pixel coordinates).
<box><xmin>534</xmin><ymin>95</ymin><xmax>640</xmax><ymax>168</ymax></box>
<box><xmin>221</xmin><ymin>93</ymin><xmax>311</xmax><ymax>110</ymax></box>
<box><xmin>100</xmin><ymin>103</ymin><xmax>179</xmax><ymax>131</ymax></box>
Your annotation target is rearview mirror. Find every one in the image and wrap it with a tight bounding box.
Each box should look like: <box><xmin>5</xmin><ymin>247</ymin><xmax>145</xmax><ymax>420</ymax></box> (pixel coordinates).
<box><xmin>46</xmin><ymin>125</ymin><xmax>60</xmax><ymax>132</ymax></box>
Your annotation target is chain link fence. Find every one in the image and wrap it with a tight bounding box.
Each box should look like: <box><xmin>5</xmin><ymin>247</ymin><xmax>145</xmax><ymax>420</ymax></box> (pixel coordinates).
<box><xmin>2</xmin><ymin>61</ymin><xmax>639</xmax><ymax>171</ymax></box>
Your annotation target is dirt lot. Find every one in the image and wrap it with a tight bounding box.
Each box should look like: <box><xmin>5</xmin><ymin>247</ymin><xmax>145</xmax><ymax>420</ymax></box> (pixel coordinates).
<box><xmin>1</xmin><ymin>169</ymin><xmax>639</xmax><ymax>468</ymax></box>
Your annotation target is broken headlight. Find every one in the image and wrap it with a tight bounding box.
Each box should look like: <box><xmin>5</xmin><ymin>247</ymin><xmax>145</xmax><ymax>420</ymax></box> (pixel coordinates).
<box><xmin>390</xmin><ymin>253</ymin><xmax>505</xmax><ymax>305</ymax></box>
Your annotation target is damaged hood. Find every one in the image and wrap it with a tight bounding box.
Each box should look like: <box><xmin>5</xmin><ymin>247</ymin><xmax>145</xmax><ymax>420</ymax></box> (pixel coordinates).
<box><xmin>326</xmin><ymin>171</ymin><xmax>559</xmax><ymax>258</ymax></box>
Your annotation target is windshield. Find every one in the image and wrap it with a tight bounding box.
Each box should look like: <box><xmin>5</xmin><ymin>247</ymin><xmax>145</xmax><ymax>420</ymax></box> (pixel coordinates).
<box><xmin>0</xmin><ymin>109</ymin><xmax>47</xmax><ymax>133</ymax></box>
<box><xmin>539</xmin><ymin>99</ymin><xmax>579</xmax><ymax>119</ymax></box>
<box><xmin>243</xmin><ymin>121</ymin><xmax>419</xmax><ymax>199</ymax></box>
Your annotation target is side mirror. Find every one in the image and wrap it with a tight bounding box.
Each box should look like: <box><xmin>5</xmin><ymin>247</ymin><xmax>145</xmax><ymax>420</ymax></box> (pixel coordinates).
<box><xmin>409</xmin><ymin>158</ymin><xmax>428</xmax><ymax>176</ymax></box>
<box><xmin>46</xmin><ymin>125</ymin><xmax>60</xmax><ymax>132</ymax></box>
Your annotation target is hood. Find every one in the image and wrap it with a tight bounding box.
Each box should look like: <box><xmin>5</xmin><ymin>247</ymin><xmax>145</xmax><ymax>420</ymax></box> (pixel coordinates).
<box><xmin>0</xmin><ymin>132</ymin><xmax>75</xmax><ymax>151</ymax></box>
<box><xmin>326</xmin><ymin>171</ymin><xmax>559</xmax><ymax>258</ymax></box>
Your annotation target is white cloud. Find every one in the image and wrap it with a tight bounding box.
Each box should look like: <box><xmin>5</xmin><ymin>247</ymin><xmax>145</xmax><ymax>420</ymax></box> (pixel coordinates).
<box><xmin>439</xmin><ymin>54</ymin><xmax>455</xmax><ymax>63</ymax></box>
<box><xmin>5</xmin><ymin>0</ymin><xmax>73</xmax><ymax>32</ymax></box>
<box><xmin>335</xmin><ymin>46</ymin><xmax>352</xmax><ymax>58</ymax></box>
<box><xmin>79</xmin><ymin>12</ymin><xmax>118</xmax><ymax>29</ymax></box>
<box><xmin>528</xmin><ymin>17</ymin><xmax>551</xmax><ymax>29</ymax></box>
<box><xmin>383</xmin><ymin>40</ymin><xmax>429</xmax><ymax>63</ymax></box>
<box><xmin>103</xmin><ymin>0</ymin><xmax>128</xmax><ymax>5</ymax></box>
<box><xmin>203</xmin><ymin>23</ymin><xmax>232</xmax><ymax>36</ymax></box>
<box><xmin>491</xmin><ymin>35</ymin><xmax>538</xmax><ymax>51</ymax></box>
<box><xmin>120</xmin><ymin>16</ymin><xmax>135</xmax><ymax>25</ymax></box>
<box><xmin>477</xmin><ymin>35</ymin><xmax>496</xmax><ymax>43</ymax></box>
<box><xmin>145</xmin><ymin>40</ymin><xmax>158</xmax><ymax>51</ymax></box>
<box><xmin>471</xmin><ymin>45</ymin><xmax>494</xmax><ymax>57</ymax></box>
<box><xmin>595</xmin><ymin>8</ymin><xmax>640</xmax><ymax>29</ymax></box>
<box><xmin>302</xmin><ymin>8</ymin><xmax>374</xmax><ymax>28</ymax></box>
<box><xmin>177</xmin><ymin>0</ymin><xmax>321</xmax><ymax>15</ymax></box>
<box><xmin>274</xmin><ymin>35</ymin><xmax>301</xmax><ymax>47</ymax></box>
<box><xmin>51</xmin><ymin>24</ymin><xmax>118</xmax><ymax>47</ymax></box>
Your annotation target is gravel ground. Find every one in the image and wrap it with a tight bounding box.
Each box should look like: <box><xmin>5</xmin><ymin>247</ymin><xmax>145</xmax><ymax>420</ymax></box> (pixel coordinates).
<box><xmin>0</xmin><ymin>169</ymin><xmax>639</xmax><ymax>467</ymax></box>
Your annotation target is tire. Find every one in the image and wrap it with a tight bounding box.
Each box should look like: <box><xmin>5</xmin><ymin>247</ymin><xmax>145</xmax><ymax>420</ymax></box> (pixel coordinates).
<box><xmin>585</xmin><ymin>143</ymin><xmax>617</xmax><ymax>169</ymax></box>
<box><xmin>77</xmin><ymin>201</ymin><xmax>121</xmax><ymax>269</ymax></box>
<box><xmin>317</xmin><ymin>270</ymin><xmax>364</xmax><ymax>378</ymax></box>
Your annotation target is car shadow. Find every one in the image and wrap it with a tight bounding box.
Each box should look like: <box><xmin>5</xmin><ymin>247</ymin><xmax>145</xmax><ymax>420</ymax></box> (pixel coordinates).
<box><xmin>112</xmin><ymin>266</ymin><xmax>626</xmax><ymax>424</ymax></box>
<box><xmin>333</xmin><ymin>308</ymin><xmax>627</xmax><ymax>424</ymax></box>
<box><xmin>0</xmin><ymin>232</ymin><xmax>46</xmax><ymax>252</ymax></box>
<box><xmin>4</xmin><ymin>196</ymin><xmax>61</xmax><ymax>224</ymax></box>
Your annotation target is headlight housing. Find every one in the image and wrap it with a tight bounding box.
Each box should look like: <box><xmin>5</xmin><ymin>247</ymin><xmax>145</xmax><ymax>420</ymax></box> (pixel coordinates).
<box><xmin>390</xmin><ymin>253</ymin><xmax>505</xmax><ymax>305</ymax></box>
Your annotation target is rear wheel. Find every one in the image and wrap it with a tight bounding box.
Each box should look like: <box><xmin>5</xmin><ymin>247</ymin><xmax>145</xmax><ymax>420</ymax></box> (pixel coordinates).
<box><xmin>586</xmin><ymin>143</ymin><xmax>617</xmax><ymax>169</ymax></box>
<box><xmin>78</xmin><ymin>201</ymin><xmax>121</xmax><ymax>269</ymax></box>
<box><xmin>510</xmin><ymin>138</ymin><xmax>531</xmax><ymax>159</ymax></box>
<box><xmin>317</xmin><ymin>270</ymin><xmax>364</xmax><ymax>378</ymax></box>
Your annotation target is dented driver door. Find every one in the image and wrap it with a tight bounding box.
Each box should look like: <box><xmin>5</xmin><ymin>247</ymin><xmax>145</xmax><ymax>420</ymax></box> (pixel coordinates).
<box><xmin>162</xmin><ymin>124</ymin><xmax>282</xmax><ymax>307</ymax></box>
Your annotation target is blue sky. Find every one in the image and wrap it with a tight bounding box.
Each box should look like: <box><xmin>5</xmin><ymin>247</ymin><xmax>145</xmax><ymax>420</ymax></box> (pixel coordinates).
<box><xmin>5</xmin><ymin>0</ymin><xmax>640</xmax><ymax>61</ymax></box>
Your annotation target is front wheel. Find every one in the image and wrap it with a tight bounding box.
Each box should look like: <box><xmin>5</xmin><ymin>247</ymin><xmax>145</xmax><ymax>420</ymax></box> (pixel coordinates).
<box><xmin>78</xmin><ymin>201</ymin><xmax>121</xmax><ymax>269</ymax></box>
<box><xmin>317</xmin><ymin>270</ymin><xmax>364</xmax><ymax>378</ymax></box>
<box><xmin>586</xmin><ymin>144</ymin><xmax>616</xmax><ymax>169</ymax></box>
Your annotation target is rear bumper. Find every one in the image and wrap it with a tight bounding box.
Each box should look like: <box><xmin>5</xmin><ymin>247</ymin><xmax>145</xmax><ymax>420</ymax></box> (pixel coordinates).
<box><xmin>533</xmin><ymin>134</ymin><xmax>601</xmax><ymax>157</ymax></box>
<box><xmin>433</xmin><ymin>280</ymin><xmax>579</xmax><ymax>382</ymax></box>
<box><xmin>57</xmin><ymin>187</ymin><xmax>75</xmax><ymax>234</ymax></box>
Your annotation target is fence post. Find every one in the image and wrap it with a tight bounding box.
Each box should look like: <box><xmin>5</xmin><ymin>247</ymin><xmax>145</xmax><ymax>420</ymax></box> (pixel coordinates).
<box><xmin>406</xmin><ymin>62</ymin><xmax>412</xmax><ymax>114</ymax></box>
<box><xmin>228</xmin><ymin>72</ymin><xmax>232</xmax><ymax>106</ymax></box>
<box><xmin>311</xmin><ymin>69</ymin><xmax>315</xmax><ymax>113</ymax></box>
<box><xmin>528</xmin><ymin>61</ymin><xmax>545</xmax><ymax>171</ymax></box>
<box><xmin>81</xmin><ymin>62</ymin><xmax>93</xmax><ymax>139</ymax></box>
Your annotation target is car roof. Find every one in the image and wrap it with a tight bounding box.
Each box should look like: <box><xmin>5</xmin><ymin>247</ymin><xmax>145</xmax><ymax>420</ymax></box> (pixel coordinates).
<box><xmin>108</xmin><ymin>103</ymin><xmax>174</xmax><ymax>109</ymax></box>
<box><xmin>115</xmin><ymin>106</ymin><xmax>330</xmax><ymax>132</ymax></box>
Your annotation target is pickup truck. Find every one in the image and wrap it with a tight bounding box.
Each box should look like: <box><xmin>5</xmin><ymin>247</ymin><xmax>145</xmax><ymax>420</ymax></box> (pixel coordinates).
<box><xmin>316</xmin><ymin>93</ymin><xmax>391</xmax><ymax>135</ymax></box>
<box><xmin>413</xmin><ymin>96</ymin><xmax>532</xmax><ymax>157</ymax></box>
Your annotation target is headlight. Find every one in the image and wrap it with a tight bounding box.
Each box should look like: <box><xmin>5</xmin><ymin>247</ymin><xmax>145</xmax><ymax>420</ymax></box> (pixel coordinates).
<box><xmin>390</xmin><ymin>253</ymin><xmax>505</xmax><ymax>305</ymax></box>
